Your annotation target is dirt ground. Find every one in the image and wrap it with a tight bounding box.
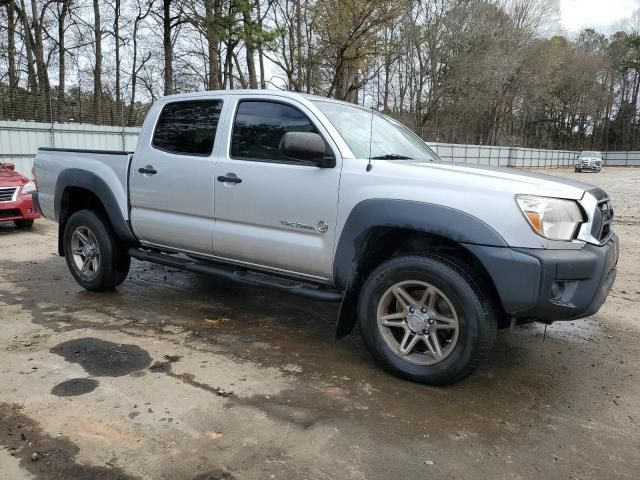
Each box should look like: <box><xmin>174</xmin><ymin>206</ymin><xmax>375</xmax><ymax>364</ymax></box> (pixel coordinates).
<box><xmin>0</xmin><ymin>167</ymin><xmax>638</xmax><ymax>480</ymax></box>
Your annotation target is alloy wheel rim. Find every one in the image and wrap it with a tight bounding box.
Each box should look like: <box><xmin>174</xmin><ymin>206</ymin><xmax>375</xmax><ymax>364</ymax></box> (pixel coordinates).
<box><xmin>376</xmin><ymin>280</ymin><xmax>460</xmax><ymax>365</ymax></box>
<box><xmin>70</xmin><ymin>226</ymin><xmax>101</xmax><ymax>280</ymax></box>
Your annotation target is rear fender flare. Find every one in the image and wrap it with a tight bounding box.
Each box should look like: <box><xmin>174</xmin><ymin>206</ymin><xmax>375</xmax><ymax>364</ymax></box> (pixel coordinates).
<box><xmin>54</xmin><ymin>168</ymin><xmax>136</xmax><ymax>255</ymax></box>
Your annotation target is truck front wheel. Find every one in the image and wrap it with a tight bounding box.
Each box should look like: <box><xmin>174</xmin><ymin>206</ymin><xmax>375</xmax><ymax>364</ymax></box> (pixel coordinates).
<box><xmin>63</xmin><ymin>210</ymin><xmax>131</xmax><ymax>291</ymax></box>
<box><xmin>357</xmin><ymin>255</ymin><xmax>497</xmax><ymax>385</ymax></box>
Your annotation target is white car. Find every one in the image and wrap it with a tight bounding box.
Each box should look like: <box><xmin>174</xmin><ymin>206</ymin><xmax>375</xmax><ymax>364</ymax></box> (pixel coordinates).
<box><xmin>575</xmin><ymin>151</ymin><xmax>603</xmax><ymax>172</ymax></box>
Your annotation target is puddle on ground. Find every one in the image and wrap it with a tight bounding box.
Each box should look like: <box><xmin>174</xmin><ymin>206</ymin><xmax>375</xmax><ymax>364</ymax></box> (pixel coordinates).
<box><xmin>50</xmin><ymin>337</ymin><xmax>151</xmax><ymax>376</ymax></box>
<box><xmin>51</xmin><ymin>378</ymin><xmax>99</xmax><ymax>397</ymax></box>
<box><xmin>148</xmin><ymin>355</ymin><xmax>234</xmax><ymax>397</ymax></box>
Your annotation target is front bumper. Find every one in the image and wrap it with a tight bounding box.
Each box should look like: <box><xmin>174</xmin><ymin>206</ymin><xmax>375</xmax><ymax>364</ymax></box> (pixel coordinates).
<box><xmin>466</xmin><ymin>234</ymin><xmax>619</xmax><ymax>321</ymax></box>
<box><xmin>576</xmin><ymin>163</ymin><xmax>601</xmax><ymax>171</ymax></box>
<box><xmin>0</xmin><ymin>193</ymin><xmax>40</xmax><ymax>222</ymax></box>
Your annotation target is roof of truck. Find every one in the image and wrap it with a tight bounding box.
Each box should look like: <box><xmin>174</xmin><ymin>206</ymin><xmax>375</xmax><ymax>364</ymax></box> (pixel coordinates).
<box><xmin>157</xmin><ymin>89</ymin><xmax>351</xmax><ymax>106</ymax></box>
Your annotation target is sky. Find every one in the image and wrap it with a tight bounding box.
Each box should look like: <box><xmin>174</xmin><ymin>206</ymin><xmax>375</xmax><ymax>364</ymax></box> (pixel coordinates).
<box><xmin>560</xmin><ymin>0</ymin><xmax>640</xmax><ymax>33</ymax></box>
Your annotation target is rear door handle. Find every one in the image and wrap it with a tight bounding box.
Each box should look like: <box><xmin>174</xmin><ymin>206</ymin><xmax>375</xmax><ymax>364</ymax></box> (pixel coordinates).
<box><xmin>217</xmin><ymin>175</ymin><xmax>242</xmax><ymax>184</ymax></box>
<box><xmin>138</xmin><ymin>166</ymin><xmax>157</xmax><ymax>175</ymax></box>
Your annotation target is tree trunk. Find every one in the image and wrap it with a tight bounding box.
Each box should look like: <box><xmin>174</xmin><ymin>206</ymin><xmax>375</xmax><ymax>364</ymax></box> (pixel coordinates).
<box><xmin>128</xmin><ymin>0</ymin><xmax>153</xmax><ymax>124</ymax></box>
<box><xmin>93</xmin><ymin>0</ymin><xmax>103</xmax><ymax>124</ymax></box>
<box><xmin>295</xmin><ymin>0</ymin><xmax>302</xmax><ymax>91</ymax></box>
<box><xmin>130</xmin><ymin>13</ymin><xmax>141</xmax><ymax>124</ymax></box>
<box><xmin>256</xmin><ymin>0</ymin><xmax>266</xmax><ymax>89</ymax></box>
<box><xmin>30</xmin><ymin>0</ymin><xmax>51</xmax><ymax>120</ymax></box>
<box><xmin>57</xmin><ymin>1</ymin><xmax>70</xmax><ymax>122</ymax></box>
<box><xmin>631</xmin><ymin>72</ymin><xmax>640</xmax><ymax>149</ymax></box>
<box><xmin>223</xmin><ymin>41</ymin><xmax>235</xmax><ymax>89</ymax></box>
<box><xmin>18</xmin><ymin>0</ymin><xmax>39</xmax><ymax>105</ymax></box>
<box><xmin>162</xmin><ymin>0</ymin><xmax>173</xmax><ymax>95</ymax></box>
<box><xmin>242</xmin><ymin>7</ymin><xmax>258</xmax><ymax>89</ymax></box>
<box><xmin>205</xmin><ymin>0</ymin><xmax>222</xmax><ymax>90</ymax></box>
<box><xmin>233</xmin><ymin>51</ymin><xmax>248</xmax><ymax>88</ymax></box>
<box><xmin>129</xmin><ymin>46</ymin><xmax>138</xmax><ymax>125</ymax></box>
<box><xmin>114</xmin><ymin>0</ymin><xmax>122</xmax><ymax>125</ymax></box>
<box><xmin>6</xmin><ymin>1</ymin><xmax>18</xmax><ymax>119</ymax></box>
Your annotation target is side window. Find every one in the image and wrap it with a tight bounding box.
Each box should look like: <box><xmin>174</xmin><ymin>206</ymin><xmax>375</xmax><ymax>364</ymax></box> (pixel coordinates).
<box><xmin>152</xmin><ymin>100</ymin><xmax>223</xmax><ymax>156</ymax></box>
<box><xmin>230</xmin><ymin>101</ymin><xmax>321</xmax><ymax>162</ymax></box>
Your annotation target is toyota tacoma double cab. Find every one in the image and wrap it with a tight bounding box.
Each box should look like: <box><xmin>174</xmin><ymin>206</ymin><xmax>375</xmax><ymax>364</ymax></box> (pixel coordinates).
<box><xmin>32</xmin><ymin>90</ymin><xmax>619</xmax><ymax>385</ymax></box>
<box><xmin>0</xmin><ymin>161</ymin><xmax>39</xmax><ymax>228</ymax></box>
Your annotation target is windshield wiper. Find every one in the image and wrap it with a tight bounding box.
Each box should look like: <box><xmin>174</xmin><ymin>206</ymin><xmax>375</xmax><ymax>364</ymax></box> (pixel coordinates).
<box><xmin>369</xmin><ymin>154</ymin><xmax>413</xmax><ymax>160</ymax></box>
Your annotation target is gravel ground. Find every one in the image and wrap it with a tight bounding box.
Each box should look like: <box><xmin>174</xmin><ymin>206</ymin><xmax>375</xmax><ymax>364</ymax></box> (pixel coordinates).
<box><xmin>0</xmin><ymin>167</ymin><xmax>638</xmax><ymax>480</ymax></box>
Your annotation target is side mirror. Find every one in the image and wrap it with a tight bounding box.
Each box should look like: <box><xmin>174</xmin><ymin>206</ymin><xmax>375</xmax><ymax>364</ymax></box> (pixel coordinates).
<box><xmin>279</xmin><ymin>132</ymin><xmax>335</xmax><ymax>168</ymax></box>
<box><xmin>2</xmin><ymin>163</ymin><xmax>15</xmax><ymax>171</ymax></box>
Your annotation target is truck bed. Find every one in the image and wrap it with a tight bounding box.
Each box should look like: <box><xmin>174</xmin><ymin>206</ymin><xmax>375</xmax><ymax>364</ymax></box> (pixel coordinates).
<box><xmin>34</xmin><ymin>147</ymin><xmax>133</xmax><ymax>222</ymax></box>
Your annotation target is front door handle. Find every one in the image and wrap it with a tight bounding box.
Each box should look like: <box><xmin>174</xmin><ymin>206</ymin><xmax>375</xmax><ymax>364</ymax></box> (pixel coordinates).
<box><xmin>217</xmin><ymin>174</ymin><xmax>242</xmax><ymax>184</ymax></box>
<box><xmin>138</xmin><ymin>166</ymin><xmax>157</xmax><ymax>175</ymax></box>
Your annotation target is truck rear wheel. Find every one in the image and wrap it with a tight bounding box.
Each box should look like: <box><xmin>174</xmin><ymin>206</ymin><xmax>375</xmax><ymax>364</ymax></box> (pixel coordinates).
<box><xmin>63</xmin><ymin>210</ymin><xmax>130</xmax><ymax>291</ymax></box>
<box><xmin>357</xmin><ymin>255</ymin><xmax>497</xmax><ymax>385</ymax></box>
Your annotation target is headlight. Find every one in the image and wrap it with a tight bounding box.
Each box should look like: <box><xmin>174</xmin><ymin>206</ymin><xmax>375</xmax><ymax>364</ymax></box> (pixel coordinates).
<box><xmin>516</xmin><ymin>195</ymin><xmax>584</xmax><ymax>240</ymax></box>
<box><xmin>21</xmin><ymin>181</ymin><xmax>36</xmax><ymax>195</ymax></box>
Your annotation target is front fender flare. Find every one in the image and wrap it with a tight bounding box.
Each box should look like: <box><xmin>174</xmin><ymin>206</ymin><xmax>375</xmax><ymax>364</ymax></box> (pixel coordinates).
<box><xmin>332</xmin><ymin>199</ymin><xmax>508</xmax><ymax>338</ymax></box>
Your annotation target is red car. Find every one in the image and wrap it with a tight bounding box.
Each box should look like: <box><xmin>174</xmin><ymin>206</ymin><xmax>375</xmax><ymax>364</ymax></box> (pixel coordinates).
<box><xmin>0</xmin><ymin>162</ymin><xmax>39</xmax><ymax>228</ymax></box>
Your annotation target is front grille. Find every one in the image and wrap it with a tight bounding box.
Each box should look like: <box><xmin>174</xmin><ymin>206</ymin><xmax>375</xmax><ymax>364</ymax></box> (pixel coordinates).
<box><xmin>0</xmin><ymin>209</ymin><xmax>20</xmax><ymax>219</ymax></box>
<box><xmin>598</xmin><ymin>200</ymin><xmax>613</xmax><ymax>241</ymax></box>
<box><xmin>0</xmin><ymin>187</ymin><xmax>17</xmax><ymax>202</ymax></box>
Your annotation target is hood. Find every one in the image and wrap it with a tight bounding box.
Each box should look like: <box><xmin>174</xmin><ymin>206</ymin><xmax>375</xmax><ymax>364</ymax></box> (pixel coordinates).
<box><xmin>391</xmin><ymin>160</ymin><xmax>595</xmax><ymax>200</ymax></box>
<box><xmin>0</xmin><ymin>165</ymin><xmax>28</xmax><ymax>186</ymax></box>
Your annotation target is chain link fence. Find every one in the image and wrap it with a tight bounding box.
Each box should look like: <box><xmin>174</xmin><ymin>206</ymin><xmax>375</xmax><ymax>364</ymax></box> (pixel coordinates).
<box><xmin>0</xmin><ymin>89</ymin><xmax>149</xmax><ymax>127</ymax></box>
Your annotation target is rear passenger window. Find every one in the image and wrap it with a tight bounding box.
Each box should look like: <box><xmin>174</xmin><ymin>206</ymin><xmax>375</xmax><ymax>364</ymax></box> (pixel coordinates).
<box><xmin>152</xmin><ymin>100</ymin><xmax>222</xmax><ymax>156</ymax></box>
<box><xmin>230</xmin><ymin>101</ymin><xmax>319</xmax><ymax>162</ymax></box>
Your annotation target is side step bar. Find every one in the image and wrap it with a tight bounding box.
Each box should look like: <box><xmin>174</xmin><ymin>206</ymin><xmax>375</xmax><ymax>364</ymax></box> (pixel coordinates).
<box><xmin>128</xmin><ymin>248</ymin><xmax>343</xmax><ymax>302</ymax></box>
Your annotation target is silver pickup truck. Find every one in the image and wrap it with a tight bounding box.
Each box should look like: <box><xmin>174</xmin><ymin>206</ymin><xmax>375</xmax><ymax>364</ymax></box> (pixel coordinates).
<box><xmin>33</xmin><ymin>90</ymin><xmax>619</xmax><ymax>385</ymax></box>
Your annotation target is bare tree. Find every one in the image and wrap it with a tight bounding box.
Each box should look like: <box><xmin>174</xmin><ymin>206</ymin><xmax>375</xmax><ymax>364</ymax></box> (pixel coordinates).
<box><xmin>155</xmin><ymin>0</ymin><xmax>185</xmax><ymax>95</ymax></box>
<box><xmin>93</xmin><ymin>0</ymin><xmax>103</xmax><ymax>123</ymax></box>
<box><xmin>2</xmin><ymin>0</ymin><xmax>640</xmax><ymax>150</ymax></box>
<box><xmin>2</xmin><ymin>0</ymin><xmax>19</xmax><ymax>118</ymax></box>
<box><xmin>54</xmin><ymin>0</ymin><xmax>72</xmax><ymax>121</ymax></box>
<box><xmin>129</xmin><ymin>0</ymin><xmax>154</xmax><ymax>123</ymax></box>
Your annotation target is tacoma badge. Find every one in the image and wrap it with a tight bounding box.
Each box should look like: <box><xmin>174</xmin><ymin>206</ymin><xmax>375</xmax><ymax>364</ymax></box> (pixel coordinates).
<box><xmin>280</xmin><ymin>220</ymin><xmax>329</xmax><ymax>233</ymax></box>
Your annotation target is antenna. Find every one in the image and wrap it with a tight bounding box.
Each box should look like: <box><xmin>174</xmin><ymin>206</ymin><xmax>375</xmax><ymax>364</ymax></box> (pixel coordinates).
<box><xmin>366</xmin><ymin>106</ymin><xmax>374</xmax><ymax>172</ymax></box>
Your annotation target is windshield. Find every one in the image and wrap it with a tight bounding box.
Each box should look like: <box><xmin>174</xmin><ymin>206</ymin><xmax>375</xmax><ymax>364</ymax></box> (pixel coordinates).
<box><xmin>579</xmin><ymin>151</ymin><xmax>602</xmax><ymax>159</ymax></box>
<box><xmin>312</xmin><ymin>100</ymin><xmax>439</xmax><ymax>161</ymax></box>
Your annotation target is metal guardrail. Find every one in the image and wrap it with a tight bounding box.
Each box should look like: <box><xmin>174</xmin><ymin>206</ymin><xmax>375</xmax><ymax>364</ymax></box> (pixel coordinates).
<box><xmin>427</xmin><ymin>143</ymin><xmax>640</xmax><ymax>168</ymax></box>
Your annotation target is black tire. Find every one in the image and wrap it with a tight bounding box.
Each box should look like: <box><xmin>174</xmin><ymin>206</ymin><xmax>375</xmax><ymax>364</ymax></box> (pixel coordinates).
<box><xmin>357</xmin><ymin>255</ymin><xmax>497</xmax><ymax>385</ymax></box>
<box><xmin>14</xmin><ymin>219</ymin><xmax>34</xmax><ymax>229</ymax></box>
<box><xmin>63</xmin><ymin>210</ymin><xmax>130</xmax><ymax>291</ymax></box>
<box><xmin>574</xmin><ymin>166</ymin><xmax>580</xmax><ymax>173</ymax></box>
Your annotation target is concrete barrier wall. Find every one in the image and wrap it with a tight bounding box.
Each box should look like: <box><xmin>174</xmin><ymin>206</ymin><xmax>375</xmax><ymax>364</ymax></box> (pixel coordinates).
<box><xmin>1</xmin><ymin>120</ymin><xmax>639</xmax><ymax>176</ymax></box>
